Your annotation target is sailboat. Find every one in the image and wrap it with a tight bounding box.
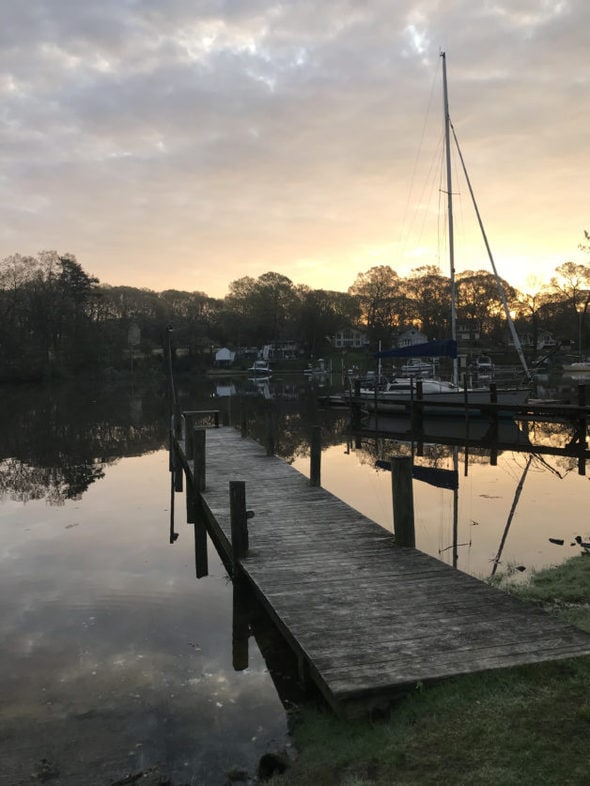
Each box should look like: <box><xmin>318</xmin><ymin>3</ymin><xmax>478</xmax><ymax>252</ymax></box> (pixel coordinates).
<box><xmin>365</xmin><ymin>52</ymin><xmax>530</xmax><ymax>416</ymax></box>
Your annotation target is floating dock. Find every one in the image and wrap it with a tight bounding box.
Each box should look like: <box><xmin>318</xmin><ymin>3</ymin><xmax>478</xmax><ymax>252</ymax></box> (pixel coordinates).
<box><xmin>172</xmin><ymin>418</ymin><xmax>590</xmax><ymax>717</ymax></box>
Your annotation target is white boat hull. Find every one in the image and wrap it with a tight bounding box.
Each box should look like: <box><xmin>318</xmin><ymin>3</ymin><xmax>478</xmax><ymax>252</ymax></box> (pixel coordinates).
<box><xmin>362</xmin><ymin>387</ymin><xmax>529</xmax><ymax>415</ymax></box>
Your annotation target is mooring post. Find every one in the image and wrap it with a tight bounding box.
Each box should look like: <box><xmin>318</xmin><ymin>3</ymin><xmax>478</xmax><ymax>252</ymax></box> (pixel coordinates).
<box><xmin>230</xmin><ymin>480</ymin><xmax>249</xmax><ymax>570</ymax></box>
<box><xmin>189</xmin><ymin>460</ymin><xmax>208</xmax><ymax>577</ymax></box>
<box><xmin>489</xmin><ymin>383</ymin><xmax>498</xmax><ymax>466</ymax></box>
<box><xmin>184</xmin><ymin>412</ymin><xmax>194</xmax><ymax>459</ymax></box>
<box><xmin>240</xmin><ymin>406</ymin><xmax>248</xmax><ymax>438</ymax></box>
<box><xmin>173</xmin><ymin>441</ymin><xmax>183</xmax><ymax>493</ymax></box>
<box><xmin>193</xmin><ymin>427</ymin><xmax>206</xmax><ymax>491</ymax></box>
<box><xmin>232</xmin><ymin>577</ymin><xmax>250</xmax><ymax>671</ymax></box>
<box><xmin>390</xmin><ymin>455</ymin><xmax>415</xmax><ymax>547</ymax></box>
<box><xmin>186</xmin><ymin>474</ymin><xmax>195</xmax><ymax>523</ymax></box>
<box><xmin>577</xmin><ymin>384</ymin><xmax>587</xmax><ymax>475</ymax></box>
<box><xmin>173</xmin><ymin>403</ymin><xmax>183</xmax><ymax>441</ymax></box>
<box><xmin>310</xmin><ymin>425</ymin><xmax>321</xmax><ymax>487</ymax></box>
<box><xmin>410</xmin><ymin>380</ymin><xmax>424</xmax><ymax>434</ymax></box>
<box><xmin>194</xmin><ymin>518</ymin><xmax>209</xmax><ymax>578</ymax></box>
<box><xmin>351</xmin><ymin>379</ymin><xmax>362</xmax><ymax>428</ymax></box>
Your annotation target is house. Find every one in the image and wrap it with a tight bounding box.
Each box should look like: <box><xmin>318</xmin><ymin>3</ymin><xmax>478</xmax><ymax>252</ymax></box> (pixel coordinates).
<box><xmin>330</xmin><ymin>328</ymin><xmax>369</xmax><ymax>350</ymax></box>
<box><xmin>396</xmin><ymin>327</ymin><xmax>428</xmax><ymax>347</ymax></box>
<box><xmin>214</xmin><ymin>347</ymin><xmax>236</xmax><ymax>367</ymax></box>
<box><xmin>260</xmin><ymin>341</ymin><xmax>299</xmax><ymax>360</ymax></box>
<box><xmin>514</xmin><ymin>331</ymin><xmax>558</xmax><ymax>351</ymax></box>
<box><xmin>456</xmin><ymin>320</ymin><xmax>481</xmax><ymax>343</ymax></box>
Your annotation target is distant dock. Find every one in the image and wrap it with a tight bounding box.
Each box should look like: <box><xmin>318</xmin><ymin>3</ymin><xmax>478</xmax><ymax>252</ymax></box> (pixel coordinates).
<box><xmin>170</xmin><ymin>412</ymin><xmax>590</xmax><ymax>717</ymax></box>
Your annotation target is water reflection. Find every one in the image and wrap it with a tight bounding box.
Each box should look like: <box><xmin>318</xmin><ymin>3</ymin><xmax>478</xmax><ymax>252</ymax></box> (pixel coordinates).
<box><xmin>2</xmin><ymin>375</ymin><xmax>589</xmax><ymax>783</ymax></box>
<box><xmin>0</xmin><ymin>381</ymin><xmax>168</xmax><ymax>503</ymax></box>
<box><xmin>0</xmin><ymin>383</ymin><xmax>291</xmax><ymax>785</ymax></box>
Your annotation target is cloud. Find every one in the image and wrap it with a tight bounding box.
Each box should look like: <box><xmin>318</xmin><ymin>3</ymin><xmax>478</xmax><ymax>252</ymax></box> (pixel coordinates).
<box><xmin>1</xmin><ymin>1</ymin><xmax>588</xmax><ymax>297</ymax></box>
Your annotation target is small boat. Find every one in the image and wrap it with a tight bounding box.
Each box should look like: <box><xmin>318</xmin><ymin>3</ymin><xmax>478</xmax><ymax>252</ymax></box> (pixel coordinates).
<box><xmin>562</xmin><ymin>360</ymin><xmax>590</xmax><ymax>375</ymax></box>
<box><xmin>400</xmin><ymin>359</ymin><xmax>435</xmax><ymax>376</ymax></box>
<box><xmin>471</xmin><ymin>355</ymin><xmax>494</xmax><ymax>374</ymax></box>
<box><xmin>303</xmin><ymin>358</ymin><xmax>331</xmax><ymax>376</ymax></box>
<box><xmin>359</xmin><ymin>375</ymin><xmax>528</xmax><ymax>416</ymax></box>
<box><xmin>248</xmin><ymin>359</ymin><xmax>272</xmax><ymax>376</ymax></box>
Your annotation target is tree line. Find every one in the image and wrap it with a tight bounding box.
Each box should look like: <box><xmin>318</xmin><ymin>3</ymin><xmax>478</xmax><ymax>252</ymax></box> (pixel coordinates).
<box><xmin>1</xmin><ymin>237</ymin><xmax>589</xmax><ymax>381</ymax></box>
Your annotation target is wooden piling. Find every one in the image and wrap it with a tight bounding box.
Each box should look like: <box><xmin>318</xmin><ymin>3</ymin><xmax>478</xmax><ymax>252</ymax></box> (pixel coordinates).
<box><xmin>186</xmin><ymin>474</ymin><xmax>195</xmax><ymax>523</ymax></box>
<box><xmin>173</xmin><ymin>442</ymin><xmax>183</xmax><ymax>492</ymax></box>
<box><xmin>190</xmin><ymin>456</ymin><xmax>208</xmax><ymax>577</ymax></box>
<box><xmin>577</xmin><ymin>384</ymin><xmax>587</xmax><ymax>475</ymax></box>
<box><xmin>411</xmin><ymin>380</ymin><xmax>424</xmax><ymax>434</ymax></box>
<box><xmin>351</xmin><ymin>380</ymin><xmax>362</xmax><ymax>429</ymax></box>
<box><xmin>194</xmin><ymin>427</ymin><xmax>206</xmax><ymax>491</ymax></box>
<box><xmin>232</xmin><ymin>577</ymin><xmax>250</xmax><ymax>671</ymax></box>
<box><xmin>390</xmin><ymin>455</ymin><xmax>415</xmax><ymax>547</ymax></box>
<box><xmin>184</xmin><ymin>412</ymin><xmax>194</xmax><ymax>459</ymax></box>
<box><xmin>194</xmin><ymin>519</ymin><xmax>209</xmax><ymax>578</ymax></box>
<box><xmin>310</xmin><ymin>425</ymin><xmax>321</xmax><ymax>487</ymax></box>
<box><xmin>489</xmin><ymin>384</ymin><xmax>498</xmax><ymax>466</ymax></box>
<box><xmin>230</xmin><ymin>480</ymin><xmax>249</xmax><ymax>569</ymax></box>
<box><xmin>173</xmin><ymin>403</ymin><xmax>183</xmax><ymax>441</ymax></box>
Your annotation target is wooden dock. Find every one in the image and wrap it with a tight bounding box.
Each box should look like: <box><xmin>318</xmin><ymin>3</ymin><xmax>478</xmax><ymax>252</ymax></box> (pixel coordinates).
<box><xmin>172</xmin><ymin>417</ymin><xmax>590</xmax><ymax>717</ymax></box>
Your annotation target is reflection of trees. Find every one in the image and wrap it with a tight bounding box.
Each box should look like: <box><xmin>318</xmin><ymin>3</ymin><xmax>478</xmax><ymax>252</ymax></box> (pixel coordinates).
<box><xmin>232</xmin><ymin>391</ymin><xmax>352</xmax><ymax>464</ymax></box>
<box><xmin>0</xmin><ymin>457</ymin><xmax>106</xmax><ymax>504</ymax></box>
<box><xmin>0</xmin><ymin>382</ymin><xmax>168</xmax><ymax>504</ymax></box>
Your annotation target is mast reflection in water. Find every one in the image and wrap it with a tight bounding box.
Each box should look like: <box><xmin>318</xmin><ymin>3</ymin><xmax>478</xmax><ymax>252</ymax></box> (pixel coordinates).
<box><xmin>2</xmin><ymin>376</ymin><xmax>589</xmax><ymax>783</ymax></box>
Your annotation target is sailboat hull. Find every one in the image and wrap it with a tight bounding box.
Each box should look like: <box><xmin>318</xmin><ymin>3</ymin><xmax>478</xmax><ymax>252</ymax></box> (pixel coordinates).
<box><xmin>363</xmin><ymin>387</ymin><xmax>530</xmax><ymax>416</ymax></box>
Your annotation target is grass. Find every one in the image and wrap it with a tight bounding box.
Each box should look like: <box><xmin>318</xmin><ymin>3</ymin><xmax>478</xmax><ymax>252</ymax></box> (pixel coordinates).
<box><xmin>268</xmin><ymin>556</ymin><xmax>590</xmax><ymax>785</ymax></box>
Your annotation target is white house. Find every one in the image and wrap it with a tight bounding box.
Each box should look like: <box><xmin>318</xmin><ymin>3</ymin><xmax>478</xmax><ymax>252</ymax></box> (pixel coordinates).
<box><xmin>330</xmin><ymin>328</ymin><xmax>369</xmax><ymax>349</ymax></box>
<box><xmin>397</xmin><ymin>328</ymin><xmax>428</xmax><ymax>347</ymax></box>
<box><xmin>214</xmin><ymin>347</ymin><xmax>236</xmax><ymax>366</ymax></box>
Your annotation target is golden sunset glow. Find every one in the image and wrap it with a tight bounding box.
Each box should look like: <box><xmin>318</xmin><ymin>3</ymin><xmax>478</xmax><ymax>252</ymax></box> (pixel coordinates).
<box><xmin>2</xmin><ymin>2</ymin><xmax>588</xmax><ymax>298</ymax></box>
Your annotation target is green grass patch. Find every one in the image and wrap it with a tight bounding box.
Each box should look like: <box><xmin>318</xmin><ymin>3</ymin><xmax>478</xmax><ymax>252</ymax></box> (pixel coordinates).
<box><xmin>269</xmin><ymin>556</ymin><xmax>590</xmax><ymax>785</ymax></box>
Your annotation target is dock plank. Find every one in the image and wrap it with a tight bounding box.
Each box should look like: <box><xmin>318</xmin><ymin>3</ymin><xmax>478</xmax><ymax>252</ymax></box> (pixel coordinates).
<box><xmin>175</xmin><ymin>426</ymin><xmax>590</xmax><ymax>716</ymax></box>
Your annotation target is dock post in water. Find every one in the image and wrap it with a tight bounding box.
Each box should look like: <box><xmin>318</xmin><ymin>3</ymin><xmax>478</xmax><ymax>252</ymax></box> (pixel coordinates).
<box><xmin>232</xmin><ymin>577</ymin><xmax>250</xmax><ymax>671</ymax></box>
<box><xmin>230</xmin><ymin>480</ymin><xmax>249</xmax><ymax>571</ymax></box>
<box><xmin>577</xmin><ymin>384</ymin><xmax>587</xmax><ymax>475</ymax></box>
<box><xmin>351</xmin><ymin>380</ymin><xmax>362</xmax><ymax>429</ymax></box>
<box><xmin>489</xmin><ymin>383</ymin><xmax>498</xmax><ymax>466</ymax></box>
<box><xmin>173</xmin><ymin>442</ymin><xmax>183</xmax><ymax>492</ymax></box>
<box><xmin>193</xmin><ymin>515</ymin><xmax>209</xmax><ymax>579</ymax></box>
<box><xmin>310</xmin><ymin>425</ymin><xmax>321</xmax><ymax>487</ymax></box>
<box><xmin>411</xmin><ymin>380</ymin><xmax>424</xmax><ymax>435</ymax></box>
<box><xmin>390</xmin><ymin>455</ymin><xmax>416</xmax><ymax>548</ymax></box>
<box><xmin>194</xmin><ymin>428</ymin><xmax>206</xmax><ymax>491</ymax></box>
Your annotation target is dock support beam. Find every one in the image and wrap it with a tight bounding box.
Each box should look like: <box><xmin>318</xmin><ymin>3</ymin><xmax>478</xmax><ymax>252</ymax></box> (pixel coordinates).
<box><xmin>390</xmin><ymin>455</ymin><xmax>415</xmax><ymax>547</ymax></box>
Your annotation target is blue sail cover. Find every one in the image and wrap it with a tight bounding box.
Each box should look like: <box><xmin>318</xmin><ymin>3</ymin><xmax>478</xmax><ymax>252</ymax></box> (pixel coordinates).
<box><xmin>374</xmin><ymin>339</ymin><xmax>457</xmax><ymax>360</ymax></box>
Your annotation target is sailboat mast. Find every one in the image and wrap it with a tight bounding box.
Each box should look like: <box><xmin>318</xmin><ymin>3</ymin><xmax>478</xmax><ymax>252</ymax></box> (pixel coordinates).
<box><xmin>441</xmin><ymin>52</ymin><xmax>458</xmax><ymax>386</ymax></box>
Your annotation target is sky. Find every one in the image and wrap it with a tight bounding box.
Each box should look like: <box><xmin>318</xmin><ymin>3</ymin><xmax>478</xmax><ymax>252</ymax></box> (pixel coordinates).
<box><xmin>1</xmin><ymin>1</ymin><xmax>588</xmax><ymax>299</ymax></box>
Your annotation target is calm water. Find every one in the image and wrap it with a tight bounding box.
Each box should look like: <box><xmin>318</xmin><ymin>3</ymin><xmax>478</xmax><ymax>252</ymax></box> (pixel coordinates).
<box><xmin>1</xmin><ymin>375</ymin><xmax>588</xmax><ymax>784</ymax></box>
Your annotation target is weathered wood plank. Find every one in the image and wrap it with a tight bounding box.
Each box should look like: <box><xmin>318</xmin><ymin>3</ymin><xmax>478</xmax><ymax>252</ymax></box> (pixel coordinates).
<box><xmin>174</xmin><ymin>425</ymin><xmax>590</xmax><ymax>717</ymax></box>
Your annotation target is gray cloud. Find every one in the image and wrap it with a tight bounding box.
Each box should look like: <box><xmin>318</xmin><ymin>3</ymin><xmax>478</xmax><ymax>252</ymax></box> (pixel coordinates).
<box><xmin>1</xmin><ymin>0</ymin><xmax>588</xmax><ymax>296</ymax></box>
